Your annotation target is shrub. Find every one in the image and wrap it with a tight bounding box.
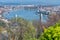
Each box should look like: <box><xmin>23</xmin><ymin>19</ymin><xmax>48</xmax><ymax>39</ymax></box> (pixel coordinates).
<box><xmin>39</xmin><ymin>22</ymin><xmax>60</xmax><ymax>40</ymax></box>
<box><xmin>23</xmin><ymin>22</ymin><xmax>37</xmax><ymax>40</ymax></box>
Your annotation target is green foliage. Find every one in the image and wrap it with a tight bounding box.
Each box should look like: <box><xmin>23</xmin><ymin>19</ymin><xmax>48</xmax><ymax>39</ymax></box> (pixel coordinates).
<box><xmin>10</xmin><ymin>17</ymin><xmax>37</xmax><ymax>40</ymax></box>
<box><xmin>0</xmin><ymin>21</ymin><xmax>6</xmax><ymax>27</ymax></box>
<box><xmin>40</xmin><ymin>22</ymin><xmax>60</xmax><ymax>40</ymax></box>
<box><xmin>23</xmin><ymin>22</ymin><xmax>36</xmax><ymax>40</ymax></box>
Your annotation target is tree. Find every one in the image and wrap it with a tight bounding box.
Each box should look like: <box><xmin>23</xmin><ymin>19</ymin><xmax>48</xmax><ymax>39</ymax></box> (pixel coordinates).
<box><xmin>0</xmin><ymin>21</ymin><xmax>6</xmax><ymax>27</ymax></box>
<box><xmin>39</xmin><ymin>21</ymin><xmax>60</xmax><ymax>40</ymax></box>
<box><xmin>23</xmin><ymin>22</ymin><xmax>36</xmax><ymax>40</ymax></box>
<box><xmin>47</xmin><ymin>13</ymin><xmax>60</xmax><ymax>27</ymax></box>
<box><xmin>10</xmin><ymin>17</ymin><xmax>36</xmax><ymax>40</ymax></box>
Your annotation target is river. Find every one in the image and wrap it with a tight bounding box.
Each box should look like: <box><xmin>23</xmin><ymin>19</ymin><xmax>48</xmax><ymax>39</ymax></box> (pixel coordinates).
<box><xmin>3</xmin><ymin>7</ymin><xmax>48</xmax><ymax>22</ymax></box>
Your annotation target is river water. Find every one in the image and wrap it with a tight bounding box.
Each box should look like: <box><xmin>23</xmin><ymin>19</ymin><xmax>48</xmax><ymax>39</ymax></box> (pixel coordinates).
<box><xmin>3</xmin><ymin>7</ymin><xmax>48</xmax><ymax>22</ymax></box>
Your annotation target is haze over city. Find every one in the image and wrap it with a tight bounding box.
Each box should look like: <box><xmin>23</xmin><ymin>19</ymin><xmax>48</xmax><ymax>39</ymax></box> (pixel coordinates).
<box><xmin>0</xmin><ymin>0</ymin><xmax>60</xmax><ymax>5</ymax></box>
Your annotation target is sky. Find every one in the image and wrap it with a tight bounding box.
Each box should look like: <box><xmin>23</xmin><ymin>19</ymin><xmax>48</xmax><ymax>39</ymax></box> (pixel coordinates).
<box><xmin>0</xmin><ymin>0</ymin><xmax>60</xmax><ymax>5</ymax></box>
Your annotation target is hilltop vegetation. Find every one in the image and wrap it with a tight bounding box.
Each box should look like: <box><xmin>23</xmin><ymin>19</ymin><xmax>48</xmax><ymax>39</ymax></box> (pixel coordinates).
<box><xmin>0</xmin><ymin>12</ymin><xmax>60</xmax><ymax>40</ymax></box>
<box><xmin>40</xmin><ymin>21</ymin><xmax>60</xmax><ymax>40</ymax></box>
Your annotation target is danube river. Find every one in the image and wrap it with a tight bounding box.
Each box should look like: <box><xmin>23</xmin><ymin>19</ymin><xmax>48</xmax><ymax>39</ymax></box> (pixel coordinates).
<box><xmin>3</xmin><ymin>7</ymin><xmax>48</xmax><ymax>22</ymax></box>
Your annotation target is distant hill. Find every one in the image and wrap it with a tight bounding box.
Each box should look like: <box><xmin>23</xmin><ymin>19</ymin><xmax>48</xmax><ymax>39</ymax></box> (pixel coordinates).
<box><xmin>0</xmin><ymin>2</ymin><xmax>21</xmax><ymax>5</ymax></box>
<box><xmin>0</xmin><ymin>2</ymin><xmax>60</xmax><ymax>6</ymax></box>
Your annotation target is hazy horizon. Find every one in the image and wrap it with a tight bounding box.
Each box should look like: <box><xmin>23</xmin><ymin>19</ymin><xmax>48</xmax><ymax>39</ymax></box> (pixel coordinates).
<box><xmin>0</xmin><ymin>0</ymin><xmax>60</xmax><ymax>5</ymax></box>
